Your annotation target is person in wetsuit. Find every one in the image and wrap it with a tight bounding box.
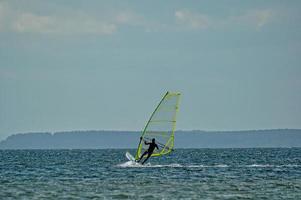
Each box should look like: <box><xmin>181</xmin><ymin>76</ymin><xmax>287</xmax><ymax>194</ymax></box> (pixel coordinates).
<box><xmin>137</xmin><ymin>137</ymin><xmax>159</xmax><ymax>165</ymax></box>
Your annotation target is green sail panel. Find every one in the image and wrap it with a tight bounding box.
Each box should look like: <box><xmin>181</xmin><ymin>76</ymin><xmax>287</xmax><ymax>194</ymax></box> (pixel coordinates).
<box><xmin>135</xmin><ymin>92</ymin><xmax>181</xmax><ymax>160</ymax></box>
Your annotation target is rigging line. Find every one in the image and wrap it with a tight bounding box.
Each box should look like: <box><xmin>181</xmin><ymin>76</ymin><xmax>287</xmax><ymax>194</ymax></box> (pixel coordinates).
<box><xmin>156</xmin><ymin>107</ymin><xmax>179</xmax><ymax>112</ymax></box>
<box><xmin>143</xmin><ymin>137</ymin><xmax>171</xmax><ymax>150</ymax></box>
<box><xmin>146</xmin><ymin>134</ymin><xmax>170</xmax><ymax>138</ymax></box>
<box><xmin>149</xmin><ymin>120</ymin><xmax>176</xmax><ymax>123</ymax></box>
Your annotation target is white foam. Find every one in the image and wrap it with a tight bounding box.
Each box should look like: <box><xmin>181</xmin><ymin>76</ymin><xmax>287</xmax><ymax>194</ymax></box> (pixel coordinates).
<box><xmin>149</xmin><ymin>163</ymin><xmax>183</xmax><ymax>168</ymax></box>
<box><xmin>247</xmin><ymin>164</ymin><xmax>274</xmax><ymax>167</ymax></box>
<box><xmin>117</xmin><ymin>162</ymin><xmax>301</xmax><ymax>168</ymax></box>
<box><xmin>117</xmin><ymin>163</ymin><xmax>231</xmax><ymax>168</ymax></box>
<box><xmin>284</xmin><ymin>164</ymin><xmax>300</xmax><ymax>167</ymax></box>
<box><xmin>245</xmin><ymin>164</ymin><xmax>301</xmax><ymax>168</ymax></box>
<box><xmin>117</xmin><ymin>161</ymin><xmax>142</xmax><ymax>167</ymax></box>
<box><xmin>214</xmin><ymin>164</ymin><xmax>228</xmax><ymax>168</ymax></box>
<box><xmin>186</xmin><ymin>165</ymin><xmax>205</xmax><ymax>168</ymax></box>
<box><xmin>117</xmin><ymin>162</ymin><xmax>182</xmax><ymax>168</ymax></box>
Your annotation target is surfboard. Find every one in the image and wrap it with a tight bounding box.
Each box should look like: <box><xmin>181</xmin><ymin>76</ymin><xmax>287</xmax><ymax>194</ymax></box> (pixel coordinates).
<box><xmin>125</xmin><ymin>151</ymin><xmax>136</xmax><ymax>162</ymax></box>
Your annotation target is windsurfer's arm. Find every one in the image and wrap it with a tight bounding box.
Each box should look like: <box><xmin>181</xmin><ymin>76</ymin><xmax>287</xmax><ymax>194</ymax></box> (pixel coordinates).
<box><xmin>156</xmin><ymin>144</ymin><xmax>159</xmax><ymax>149</ymax></box>
<box><xmin>140</xmin><ymin>137</ymin><xmax>148</xmax><ymax>144</ymax></box>
<box><xmin>144</xmin><ymin>141</ymin><xmax>150</xmax><ymax>145</ymax></box>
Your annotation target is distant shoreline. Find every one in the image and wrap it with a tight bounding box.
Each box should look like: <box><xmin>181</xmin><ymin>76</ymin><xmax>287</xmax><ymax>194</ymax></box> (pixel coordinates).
<box><xmin>1</xmin><ymin>129</ymin><xmax>301</xmax><ymax>149</ymax></box>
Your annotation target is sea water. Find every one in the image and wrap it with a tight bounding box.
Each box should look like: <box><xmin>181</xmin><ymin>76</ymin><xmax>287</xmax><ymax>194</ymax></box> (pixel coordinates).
<box><xmin>0</xmin><ymin>148</ymin><xmax>301</xmax><ymax>199</ymax></box>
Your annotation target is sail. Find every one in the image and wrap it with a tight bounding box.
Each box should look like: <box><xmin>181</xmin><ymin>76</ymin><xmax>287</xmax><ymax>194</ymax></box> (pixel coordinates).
<box><xmin>135</xmin><ymin>91</ymin><xmax>181</xmax><ymax>160</ymax></box>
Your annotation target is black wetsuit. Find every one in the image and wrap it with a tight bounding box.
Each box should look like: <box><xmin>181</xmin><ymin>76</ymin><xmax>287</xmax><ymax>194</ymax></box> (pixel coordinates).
<box><xmin>137</xmin><ymin>140</ymin><xmax>159</xmax><ymax>164</ymax></box>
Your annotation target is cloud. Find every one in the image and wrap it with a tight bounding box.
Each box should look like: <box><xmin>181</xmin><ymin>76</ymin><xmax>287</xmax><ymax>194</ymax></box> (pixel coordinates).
<box><xmin>12</xmin><ymin>12</ymin><xmax>117</xmax><ymax>35</ymax></box>
<box><xmin>232</xmin><ymin>9</ymin><xmax>274</xmax><ymax>29</ymax></box>
<box><xmin>175</xmin><ymin>10</ymin><xmax>210</xmax><ymax>29</ymax></box>
<box><xmin>115</xmin><ymin>11</ymin><xmax>165</xmax><ymax>32</ymax></box>
<box><xmin>175</xmin><ymin>9</ymin><xmax>275</xmax><ymax>31</ymax></box>
<box><xmin>0</xmin><ymin>1</ymin><xmax>166</xmax><ymax>35</ymax></box>
<box><xmin>0</xmin><ymin>2</ymin><xmax>117</xmax><ymax>35</ymax></box>
<box><xmin>115</xmin><ymin>12</ymin><xmax>143</xmax><ymax>25</ymax></box>
<box><xmin>12</xmin><ymin>13</ymin><xmax>53</xmax><ymax>33</ymax></box>
<box><xmin>0</xmin><ymin>2</ymin><xmax>152</xmax><ymax>35</ymax></box>
<box><xmin>0</xmin><ymin>1</ymin><xmax>276</xmax><ymax>35</ymax></box>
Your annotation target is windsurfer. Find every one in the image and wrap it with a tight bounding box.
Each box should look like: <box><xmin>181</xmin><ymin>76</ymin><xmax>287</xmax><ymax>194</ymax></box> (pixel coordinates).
<box><xmin>137</xmin><ymin>137</ymin><xmax>159</xmax><ymax>164</ymax></box>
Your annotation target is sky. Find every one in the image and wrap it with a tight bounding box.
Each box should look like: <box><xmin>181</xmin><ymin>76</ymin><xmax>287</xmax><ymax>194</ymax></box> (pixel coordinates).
<box><xmin>0</xmin><ymin>0</ymin><xmax>301</xmax><ymax>140</ymax></box>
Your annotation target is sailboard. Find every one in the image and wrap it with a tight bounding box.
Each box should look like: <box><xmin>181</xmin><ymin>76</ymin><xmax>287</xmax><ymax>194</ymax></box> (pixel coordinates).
<box><xmin>126</xmin><ymin>151</ymin><xmax>135</xmax><ymax>162</ymax></box>
<box><xmin>126</xmin><ymin>91</ymin><xmax>181</xmax><ymax>162</ymax></box>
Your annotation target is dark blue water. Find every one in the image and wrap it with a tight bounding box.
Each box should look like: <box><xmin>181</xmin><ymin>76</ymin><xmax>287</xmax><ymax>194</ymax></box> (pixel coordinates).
<box><xmin>1</xmin><ymin>148</ymin><xmax>301</xmax><ymax>199</ymax></box>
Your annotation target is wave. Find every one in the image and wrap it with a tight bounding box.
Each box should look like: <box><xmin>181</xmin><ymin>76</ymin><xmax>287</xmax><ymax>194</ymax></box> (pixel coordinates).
<box><xmin>117</xmin><ymin>162</ymin><xmax>301</xmax><ymax>168</ymax></box>
<box><xmin>246</xmin><ymin>164</ymin><xmax>274</xmax><ymax>167</ymax></box>
<box><xmin>117</xmin><ymin>162</ymin><xmax>229</xmax><ymax>168</ymax></box>
<box><xmin>117</xmin><ymin>161</ymin><xmax>183</xmax><ymax>168</ymax></box>
<box><xmin>245</xmin><ymin>164</ymin><xmax>301</xmax><ymax>168</ymax></box>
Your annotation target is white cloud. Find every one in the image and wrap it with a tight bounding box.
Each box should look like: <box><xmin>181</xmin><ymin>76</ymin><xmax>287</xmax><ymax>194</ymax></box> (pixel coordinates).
<box><xmin>115</xmin><ymin>12</ymin><xmax>142</xmax><ymax>25</ymax></box>
<box><xmin>12</xmin><ymin>13</ymin><xmax>117</xmax><ymax>35</ymax></box>
<box><xmin>0</xmin><ymin>2</ymin><xmax>150</xmax><ymax>35</ymax></box>
<box><xmin>253</xmin><ymin>10</ymin><xmax>273</xmax><ymax>28</ymax></box>
<box><xmin>0</xmin><ymin>1</ymin><xmax>276</xmax><ymax>35</ymax></box>
<box><xmin>115</xmin><ymin>11</ymin><xmax>164</xmax><ymax>32</ymax></box>
<box><xmin>6</xmin><ymin>10</ymin><xmax>117</xmax><ymax>35</ymax></box>
<box><xmin>12</xmin><ymin>13</ymin><xmax>53</xmax><ymax>33</ymax></box>
<box><xmin>175</xmin><ymin>9</ymin><xmax>275</xmax><ymax>31</ymax></box>
<box><xmin>0</xmin><ymin>1</ymin><xmax>166</xmax><ymax>35</ymax></box>
<box><xmin>233</xmin><ymin>9</ymin><xmax>274</xmax><ymax>29</ymax></box>
<box><xmin>175</xmin><ymin>10</ymin><xmax>210</xmax><ymax>29</ymax></box>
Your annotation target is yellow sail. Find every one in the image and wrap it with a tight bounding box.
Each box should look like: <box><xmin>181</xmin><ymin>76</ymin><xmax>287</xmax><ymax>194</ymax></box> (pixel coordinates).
<box><xmin>135</xmin><ymin>92</ymin><xmax>181</xmax><ymax>160</ymax></box>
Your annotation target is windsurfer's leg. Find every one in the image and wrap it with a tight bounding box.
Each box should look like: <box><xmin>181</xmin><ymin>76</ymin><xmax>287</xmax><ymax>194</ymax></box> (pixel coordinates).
<box><xmin>142</xmin><ymin>153</ymin><xmax>152</xmax><ymax>165</ymax></box>
<box><xmin>137</xmin><ymin>151</ymin><xmax>148</xmax><ymax>162</ymax></box>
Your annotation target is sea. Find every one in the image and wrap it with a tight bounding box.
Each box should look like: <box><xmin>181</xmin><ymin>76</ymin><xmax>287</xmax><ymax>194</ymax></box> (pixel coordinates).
<box><xmin>1</xmin><ymin>148</ymin><xmax>301</xmax><ymax>199</ymax></box>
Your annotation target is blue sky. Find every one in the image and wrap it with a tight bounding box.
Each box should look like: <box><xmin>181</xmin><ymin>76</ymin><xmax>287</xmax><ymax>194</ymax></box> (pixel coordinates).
<box><xmin>0</xmin><ymin>0</ymin><xmax>300</xmax><ymax>140</ymax></box>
